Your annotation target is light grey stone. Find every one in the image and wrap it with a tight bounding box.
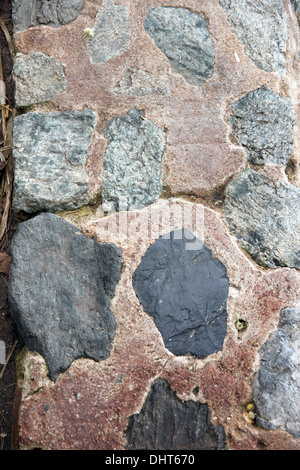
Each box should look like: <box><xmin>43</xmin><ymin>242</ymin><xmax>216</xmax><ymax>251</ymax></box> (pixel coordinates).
<box><xmin>12</xmin><ymin>0</ymin><xmax>84</xmax><ymax>32</ymax></box>
<box><xmin>219</xmin><ymin>0</ymin><xmax>288</xmax><ymax>74</ymax></box>
<box><xmin>223</xmin><ymin>170</ymin><xmax>300</xmax><ymax>269</ymax></box>
<box><xmin>88</xmin><ymin>0</ymin><xmax>131</xmax><ymax>64</ymax></box>
<box><xmin>113</xmin><ymin>68</ymin><xmax>169</xmax><ymax>96</ymax></box>
<box><xmin>144</xmin><ymin>7</ymin><xmax>215</xmax><ymax>86</ymax></box>
<box><xmin>252</xmin><ymin>308</ymin><xmax>300</xmax><ymax>437</ymax></box>
<box><xmin>229</xmin><ymin>86</ymin><xmax>295</xmax><ymax>166</ymax></box>
<box><xmin>8</xmin><ymin>213</ymin><xmax>122</xmax><ymax>381</ymax></box>
<box><xmin>13</xmin><ymin>52</ymin><xmax>67</xmax><ymax>107</ymax></box>
<box><xmin>102</xmin><ymin>108</ymin><xmax>166</xmax><ymax>212</ymax></box>
<box><xmin>13</xmin><ymin>108</ymin><xmax>96</xmax><ymax>213</ymax></box>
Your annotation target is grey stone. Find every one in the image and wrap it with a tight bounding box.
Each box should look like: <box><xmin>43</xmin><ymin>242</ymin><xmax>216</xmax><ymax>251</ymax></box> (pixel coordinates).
<box><xmin>12</xmin><ymin>108</ymin><xmax>96</xmax><ymax>213</ymax></box>
<box><xmin>13</xmin><ymin>52</ymin><xmax>67</xmax><ymax>107</ymax></box>
<box><xmin>88</xmin><ymin>0</ymin><xmax>131</xmax><ymax>64</ymax></box>
<box><xmin>219</xmin><ymin>0</ymin><xmax>288</xmax><ymax>74</ymax></box>
<box><xmin>102</xmin><ymin>108</ymin><xmax>166</xmax><ymax>212</ymax></box>
<box><xmin>228</xmin><ymin>86</ymin><xmax>295</xmax><ymax>166</ymax></box>
<box><xmin>132</xmin><ymin>229</ymin><xmax>229</xmax><ymax>359</ymax></box>
<box><xmin>113</xmin><ymin>68</ymin><xmax>169</xmax><ymax>96</ymax></box>
<box><xmin>252</xmin><ymin>308</ymin><xmax>300</xmax><ymax>437</ymax></box>
<box><xmin>125</xmin><ymin>378</ymin><xmax>227</xmax><ymax>450</ymax></box>
<box><xmin>144</xmin><ymin>7</ymin><xmax>215</xmax><ymax>86</ymax></box>
<box><xmin>8</xmin><ymin>213</ymin><xmax>122</xmax><ymax>381</ymax></box>
<box><xmin>223</xmin><ymin>169</ymin><xmax>300</xmax><ymax>269</ymax></box>
<box><xmin>291</xmin><ymin>0</ymin><xmax>300</xmax><ymax>14</ymax></box>
<box><xmin>12</xmin><ymin>0</ymin><xmax>84</xmax><ymax>32</ymax></box>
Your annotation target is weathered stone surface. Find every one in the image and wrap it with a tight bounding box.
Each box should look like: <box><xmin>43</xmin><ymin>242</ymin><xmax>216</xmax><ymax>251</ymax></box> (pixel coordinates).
<box><xmin>13</xmin><ymin>108</ymin><xmax>96</xmax><ymax>213</ymax></box>
<box><xmin>132</xmin><ymin>228</ymin><xmax>229</xmax><ymax>359</ymax></box>
<box><xmin>12</xmin><ymin>0</ymin><xmax>84</xmax><ymax>32</ymax></box>
<box><xmin>113</xmin><ymin>68</ymin><xmax>169</xmax><ymax>96</ymax></box>
<box><xmin>88</xmin><ymin>0</ymin><xmax>131</xmax><ymax>64</ymax></box>
<box><xmin>8</xmin><ymin>213</ymin><xmax>122</xmax><ymax>381</ymax></box>
<box><xmin>252</xmin><ymin>308</ymin><xmax>300</xmax><ymax>437</ymax></box>
<box><xmin>228</xmin><ymin>86</ymin><xmax>295</xmax><ymax>166</ymax></box>
<box><xmin>125</xmin><ymin>378</ymin><xmax>227</xmax><ymax>450</ymax></box>
<box><xmin>13</xmin><ymin>52</ymin><xmax>67</xmax><ymax>107</ymax></box>
<box><xmin>102</xmin><ymin>108</ymin><xmax>166</xmax><ymax>212</ymax></box>
<box><xmin>291</xmin><ymin>0</ymin><xmax>300</xmax><ymax>15</ymax></box>
<box><xmin>144</xmin><ymin>7</ymin><xmax>215</xmax><ymax>85</ymax></box>
<box><xmin>219</xmin><ymin>0</ymin><xmax>288</xmax><ymax>74</ymax></box>
<box><xmin>223</xmin><ymin>169</ymin><xmax>300</xmax><ymax>269</ymax></box>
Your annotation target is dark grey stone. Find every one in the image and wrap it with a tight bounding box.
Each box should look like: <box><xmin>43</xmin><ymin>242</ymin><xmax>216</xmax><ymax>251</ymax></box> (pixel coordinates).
<box><xmin>144</xmin><ymin>7</ymin><xmax>215</xmax><ymax>86</ymax></box>
<box><xmin>13</xmin><ymin>52</ymin><xmax>67</xmax><ymax>107</ymax></box>
<box><xmin>219</xmin><ymin>0</ymin><xmax>288</xmax><ymax>74</ymax></box>
<box><xmin>125</xmin><ymin>378</ymin><xmax>227</xmax><ymax>450</ymax></box>
<box><xmin>229</xmin><ymin>86</ymin><xmax>295</xmax><ymax>166</ymax></box>
<box><xmin>13</xmin><ymin>108</ymin><xmax>96</xmax><ymax>213</ymax></box>
<box><xmin>291</xmin><ymin>0</ymin><xmax>300</xmax><ymax>14</ymax></box>
<box><xmin>8</xmin><ymin>213</ymin><xmax>122</xmax><ymax>381</ymax></box>
<box><xmin>132</xmin><ymin>229</ymin><xmax>229</xmax><ymax>358</ymax></box>
<box><xmin>223</xmin><ymin>170</ymin><xmax>300</xmax><ymax>269</ymax></box>
<box><xmin>12</xmin><ymin>0</ymin><xmax>84</xmax><ymax>32</ymax></box>
<box><xmin>88</xmin><ymin>0</ymin><xmax>131</xmax><ymax>64</ymax></box>
<box><xmin>252</xmin><ymin>308</ymin><xmax>300</xmax><ymax>437</ymax></box>
<box><xmin>102</xmin><ymin>108</ymin><xmax>166</xmax><ymax>212</ymax></box>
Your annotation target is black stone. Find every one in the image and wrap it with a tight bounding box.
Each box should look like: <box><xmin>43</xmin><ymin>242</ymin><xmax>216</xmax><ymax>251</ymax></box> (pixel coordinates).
<box><xmin>125</xmin><ymin>378</ymin><xmax>227</xmax><ymax>450</ymax></box>
<box><xmin>132</xmin><ymin>229</ymin><xmax>229</xmax><ymax>358</ymax></box>
<box><xmin>8</xmin><ymin>213</ymin><xmax>122</xmax><ymax>381</ymax></box>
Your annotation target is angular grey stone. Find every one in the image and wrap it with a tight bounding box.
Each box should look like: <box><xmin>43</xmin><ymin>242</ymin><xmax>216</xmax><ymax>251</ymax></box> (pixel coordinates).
<box><xmin>102</xmin><ymin>108</ymin><xmax>166</xmax><ymax>212</ymax></box>
<box><xmin>125</xmin><ymin>378</ymin><xmax>227</xmax><ymax>450</ymax></box>
<box><xmin>144</xmin><ymin>7</ymin><xmax>215</xmax><ymax>86</ymax></box>
<box><xmin>12</xmin><ymin>0</ymin><xmax>84</xmax><ymax>32</ymax></box>
<box><xmin>132</xmin><ymin>229</ymin><xmax>229</xmax><ymax>358</ymax></box>
<box><xmin>252</xmin><ymin>308</ymin><xmax>300</xmax><ymax>437</ymax></box>
<box><xmin>113</xmin><ymin>68</ymin><xmax>169</xmax><ymax>96</ymax></box>
<box><xmin>13</xmin><ymin>108</ymin><xmax>96</xmax><ymax>213</ymax></box>
<box><xmin>219</xmin><ymin>0</ymin><xmax>288</xmax><ymax>74</ymax></box>
<box><xmin>229</xmin><ymin>86</ymin><xmax>295</xmax><ymax>166</ymax></box>
<box><xmin>88</xmin><ymin>0</ymin><xmax>131</xmax><ymax>64</ymax></box>
<box><xmin>223</xmin><ymin>170</ymin><xmax>300</xmax><ymax>269</ymax></box>
<box><xmin>8</xmin><ymin>213</ymin><xmax>122</xmax><ymax>381</ymax></box>
<box><xmin>13</xmin><ymin>52</ymin><xmax>67</xmax><ymax>107</ymax></box>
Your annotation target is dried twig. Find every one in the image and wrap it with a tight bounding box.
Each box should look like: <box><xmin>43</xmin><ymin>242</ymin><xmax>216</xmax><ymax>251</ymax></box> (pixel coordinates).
<box><xmin>0</xmin><ymin>341</ymin><xmax>18</xmax><ymax>381</ymax></box>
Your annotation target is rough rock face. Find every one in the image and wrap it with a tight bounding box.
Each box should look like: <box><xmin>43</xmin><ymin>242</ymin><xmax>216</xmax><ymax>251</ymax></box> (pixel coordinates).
<box><xmin>252</xmin><ymin>308</ymin><xmax>300</xmax><ymax>437</ymax></box>
<box><xmin>223</xmin><ymin>170</ymin><xmax>300</xmax><ymax>269</ymax></box>
<box><xmin>13</xmin><ymin>52</ymin><xmax>67</xmax><ymax>107</ymax></box>
<box><xmin>12</xmin><ymin>108</ymin><xmax>96</xmax><ymax>213</ymax></box>
<box><xmin>219</xmin><ymin>0</ymin><xmax>288</xmax><ymax>74</ymax></box>
<box><xmin>88</xmin><ymin>0</ymin><xmax>131</xmax><ymax>64</ymax></box>
<box><xmin>132</xmin><ymin>228</ymin><xmax>229</xmax><ymax>358</ymax></box>
<box><xmin>125</xmin><ymin>378</ymin><xmax>227</xmax><ymax>450</ymax></box>
<box><xmin>12</xmin><ymin>0</ymin><xmax>84</xmax><ymax>32</ymax></box>
<box><xmin>228</xmin><ymin>86</ymin><xmax>295</xmax><ymax>166</ymax></box>
<box><xmin>113</xmin><ymin>68</ymin><xmax>169</xmax><ymax>96</ymax></box>
<box><xmin>8</xmin><ymin>213</ymin><xmax>122</xmax><ymax>381</ymax></box>
<box><xmin>102</xmin><ymin>108</ymin><xmax>166</xmax><ymax>212</ymax></box>
<box><xmin>144</xmin><ymin>7</ymin><xmax>215</xmax><ymax>85</ymax></box>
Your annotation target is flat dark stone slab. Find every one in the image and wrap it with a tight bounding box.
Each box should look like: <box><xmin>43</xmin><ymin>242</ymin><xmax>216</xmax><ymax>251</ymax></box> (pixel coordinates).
<box><xmin>132</xmin><ymin>229</ymin><xmax>229</xmax><ymax>359</ymax></box>
<box><xmin>125</xmin><ymin>378</ymin><xmax>227</xmax><ymax>450</ymax></box>
<box><xmin>8</xmin><ymin>213</ymin><xmax>122</xmax><ymax>381</ymax></box>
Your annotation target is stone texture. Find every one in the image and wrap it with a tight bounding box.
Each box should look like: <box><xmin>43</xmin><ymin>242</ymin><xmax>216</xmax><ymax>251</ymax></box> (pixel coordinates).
<box><xmin>113</xmin><ymin>68</ymin><xmax>169</xmax><ymax>96</ymax></box>
<box><xmin>125</xmin><ymin>378</ymin><xmax>227</xmax><ymax>450</ymax></box>
<box><xmin>223</xmin><ymin>169</ymin><xmax>300</xmax><ymax>269</ymax></box>
<box><xmin>102</xmin><ymin>108</ymin><xmax>166</xmax><ymax>212</ymax></box>
<box><xmin>12</xmin><ymin>108</ymin><xmax>96</xmax><ymax>213</ymax></box>
<box><xmin>13</xmin><ymin>51</ymin><xmax>67</xmax><ymax>107</ymax></box>
<box><xmin>132</xmin><ymin>228</ymin><xmax>229</xmax><ymax>359</ymax></box>
<box><xmin>144</xmin><ymin>7</ymin><xmax>215</xmax><ymax>86</ymax></box>
<box><xmin>88</xmin><ymin>0</ymin><xmax>131</xmax><ymax>64</ymax></box>
<box><xmin>12</xmin><ymin>0</ymin><xmax>84</xmax><ymax>32</ymax></box>
<box><xmin>291</xmin><ymin>0</ymin><xmax>300</xmax><ymax>15</ymax></box>
<box><xmin>228</xmin><ymin>86</ymin><xmax>295</xmax><ymax>166</ymax></box>
<box><xmin>219</xmin><ymin>0</ymin><xmax>288</xmax><ymax>74</ymax></box>
<box><xmin>252</xmin><ymin>308</ymin><xmax>300</xmax><ymax>437</ymax></box>
<box><xmin>8</xmin><ymin>213</ymin><xmax>122</xmax><ymax>381</ymax></box>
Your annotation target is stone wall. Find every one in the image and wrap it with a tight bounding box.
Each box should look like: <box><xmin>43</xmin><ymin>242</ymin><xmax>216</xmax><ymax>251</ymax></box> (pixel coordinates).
<box><xmin>9</xmin><ymin>0</ymin><xmax>300</xmax><ymax>450</ymax></box>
